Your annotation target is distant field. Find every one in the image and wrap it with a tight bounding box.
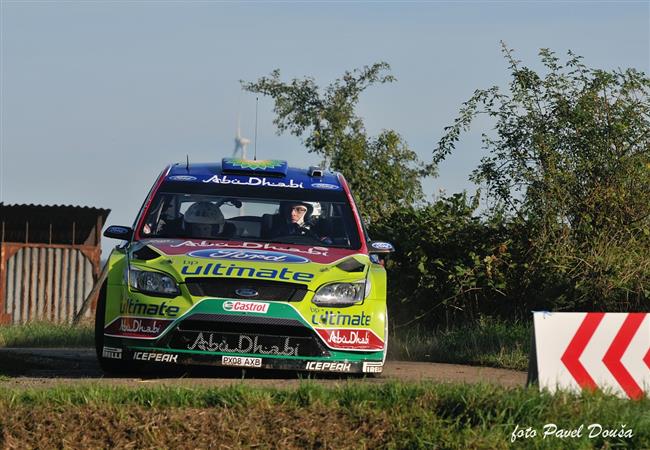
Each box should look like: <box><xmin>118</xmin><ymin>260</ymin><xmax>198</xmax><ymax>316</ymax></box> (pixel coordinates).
<box><xmin>0</xmin><ymin>382</ymin><xmax>647</xmax><ymax>449</ymax></box>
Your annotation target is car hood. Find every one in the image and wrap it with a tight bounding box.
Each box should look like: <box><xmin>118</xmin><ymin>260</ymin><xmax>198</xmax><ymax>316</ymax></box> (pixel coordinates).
<box><xmin>132</xmin><ymin>238</ymin><xmax>370</xmax><ymax>287</ymax></box>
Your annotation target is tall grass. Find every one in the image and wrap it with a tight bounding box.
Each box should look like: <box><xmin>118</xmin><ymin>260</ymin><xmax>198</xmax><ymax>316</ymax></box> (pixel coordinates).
<box><xmin>388</xmin><ymin>317</ymin><xmax>531</xmax><ymax>370</ymax></box>
<box><xmin>0</xmin><ymin>322</ymin><xmax>94</xmax><ymax>348</ymax></box>
<box><xmin>0</xmin><ymin>382</ymin><xmax>647</xmax><ymax>449</ymax></box>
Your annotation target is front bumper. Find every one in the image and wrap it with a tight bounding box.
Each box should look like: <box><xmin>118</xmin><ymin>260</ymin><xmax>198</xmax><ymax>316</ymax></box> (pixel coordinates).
<box><xmin>103</xmin><ymin>297</ymin><xmax>385</xmax><ymax>374</ymax></box>
<box><xmin>103</xmin><ymin>343</ymin><xmax>384</xmax><ymax>374</ymax></box>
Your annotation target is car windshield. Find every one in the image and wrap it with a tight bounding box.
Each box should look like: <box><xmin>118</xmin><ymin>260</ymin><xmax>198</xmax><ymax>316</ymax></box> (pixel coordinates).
<box><xmin>139</xmin><ymin>181</ymin><xmax>362</xmax><ymax>249</ymax></box>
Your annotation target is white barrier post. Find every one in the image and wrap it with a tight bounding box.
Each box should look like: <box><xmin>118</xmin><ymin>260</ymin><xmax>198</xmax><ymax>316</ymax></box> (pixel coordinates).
<box><xmin>533</xmin><ymin>312</ymin><xmax>650</xmax><ymax>399</ymax></box>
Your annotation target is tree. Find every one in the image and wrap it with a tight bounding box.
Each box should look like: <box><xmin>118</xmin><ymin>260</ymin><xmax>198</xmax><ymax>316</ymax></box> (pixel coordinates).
<box><xmin>242</xmin><ymin>63</ymin><xmax>433</xmax><ymax>223</ymax></box>
<box><xmin>435</xmin><ymin>43</ymin><xmax>650</xmax><ymax>310</ymax></box>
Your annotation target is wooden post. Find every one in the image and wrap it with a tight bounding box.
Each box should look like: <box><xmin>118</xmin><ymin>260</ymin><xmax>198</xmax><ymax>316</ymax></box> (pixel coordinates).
<box><xmin>72</xmin><ymin>262</ymin><xmax>108</xmax><ymax>325</ymax></box>
<box><xmin>96</xmin><ymin>215</ymin><xmax>102</xmax><ymax>247</ymax></box>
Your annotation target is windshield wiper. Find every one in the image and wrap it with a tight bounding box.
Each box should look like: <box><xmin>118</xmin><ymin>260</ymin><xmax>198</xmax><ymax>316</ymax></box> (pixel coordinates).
<box><xmin>267</xmin><ymin>235</ymin><xmax>325</xmax><ymax>246</ymax></box>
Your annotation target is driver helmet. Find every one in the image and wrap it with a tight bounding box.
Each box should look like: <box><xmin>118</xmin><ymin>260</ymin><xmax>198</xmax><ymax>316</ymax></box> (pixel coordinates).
<box><xmin>303</xmin><ymin>201</ymin><xmax>322</xmax><ymax>222</ymax></box>
<box><xmin>184</xmin><ymin>201</ymin><xmax>225</xmax><ymax>238</ymax></box>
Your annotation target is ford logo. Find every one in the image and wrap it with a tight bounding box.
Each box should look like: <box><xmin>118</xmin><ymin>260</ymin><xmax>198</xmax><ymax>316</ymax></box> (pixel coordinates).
<box><xmin>372</xmin><ymin>242</ymin><xmax>394</xmax><ymax>250</ymax></box>
<box><xmin>311</xmin><ymin>182</ymin><xmax>340</xmax><ymax>190</ymax></box>
<box><xmin>107</xmin><ymin>226</ymin><xmax>130</xmax><ymax>234</ymax></box>
<box><xmin>188</xmin><ymin>249</ymin><xmax>310</xmax><ymax>263</ymax></box>
<box><xmin>235</xmin><ymin>289</ymin><xmax>259</xmax><ymax>298</ymax></box>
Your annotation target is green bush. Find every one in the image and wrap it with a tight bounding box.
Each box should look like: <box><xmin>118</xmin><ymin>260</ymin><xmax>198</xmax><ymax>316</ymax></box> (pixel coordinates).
<box><xmin>370</xmin><ymin>194</ymin><xmax>528</xmax><ymax>326</ymax></box>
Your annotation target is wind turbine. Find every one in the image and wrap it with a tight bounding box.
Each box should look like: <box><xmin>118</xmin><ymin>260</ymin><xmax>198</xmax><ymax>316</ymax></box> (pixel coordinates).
<box><xmin>233</xmin><ymin>115</ymin><xmax>251</xmax><ymax>159</ymax></box>
<box><xmin>232</xmin><ymin>115</ymin><xmax>251</xmax><ymax>217</ymax></box>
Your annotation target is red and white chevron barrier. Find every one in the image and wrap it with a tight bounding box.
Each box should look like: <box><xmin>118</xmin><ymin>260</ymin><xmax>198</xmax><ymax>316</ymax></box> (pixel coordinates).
<box><xmin>533</xmin><ymin>312</ymin><xmax>650</xmax><ymax>399</ymax></box>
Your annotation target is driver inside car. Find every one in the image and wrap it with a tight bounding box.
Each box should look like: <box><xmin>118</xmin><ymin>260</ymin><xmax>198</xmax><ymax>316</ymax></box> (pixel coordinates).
<box><xmin>289</xmin><ymin>203</ymin><xmax>309</xmax><ymax>227</ymax></box>
<box><xmin>272</xmin><ymin>201</ymin><xmax>332</xmax><ymax>244</ymax></box>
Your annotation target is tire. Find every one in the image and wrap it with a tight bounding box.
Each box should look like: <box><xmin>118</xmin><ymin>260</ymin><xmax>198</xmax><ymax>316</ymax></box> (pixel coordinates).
<box><xmin>94</xmin><ymin>282</ymin><xmax>132</xmax><ymax>375</ymax></box>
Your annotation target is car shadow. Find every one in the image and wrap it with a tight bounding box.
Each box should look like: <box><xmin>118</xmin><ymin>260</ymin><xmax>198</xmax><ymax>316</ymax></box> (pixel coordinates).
<box><xmin>0</xmin><ymin>348</ymin><xmax>368</xmax><ymax>381</ymax></box>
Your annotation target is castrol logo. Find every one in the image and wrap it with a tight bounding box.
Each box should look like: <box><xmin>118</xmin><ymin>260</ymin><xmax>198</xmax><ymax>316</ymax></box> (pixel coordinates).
<box><xmin>223</xmin><ymin>301</ymin><xmax>269</xmax><ymax>314</ymax></box>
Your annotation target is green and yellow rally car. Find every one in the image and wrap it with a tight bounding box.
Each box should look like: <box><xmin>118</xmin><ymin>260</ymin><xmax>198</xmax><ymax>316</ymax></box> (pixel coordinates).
<box><xmin>96</xmin><ymin>158</ymin><xmax>394</xmax><ymax>374</ymax></box>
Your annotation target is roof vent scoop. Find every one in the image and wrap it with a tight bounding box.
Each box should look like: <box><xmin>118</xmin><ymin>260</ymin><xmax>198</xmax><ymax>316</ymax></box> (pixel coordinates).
<box><xmin>309</xmin><ymin>166</ymin><xmax>324</xmax><ymax>177</ymax></box>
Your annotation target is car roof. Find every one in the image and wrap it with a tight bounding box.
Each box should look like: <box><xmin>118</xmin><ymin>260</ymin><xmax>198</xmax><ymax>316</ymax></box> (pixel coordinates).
<box><xmin>165</xmin><ymin>158</ymin><xmax>343</xmax><ymax>191</ymax></box>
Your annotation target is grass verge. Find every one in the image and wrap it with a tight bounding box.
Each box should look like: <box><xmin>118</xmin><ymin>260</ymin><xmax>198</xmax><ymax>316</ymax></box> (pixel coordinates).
<box><xmin>388</xmin><ymin>317</ymin><xmax>531</xmax><ymax>371</ymax></box>
<box><xmin>0</xmin><ymin>382</ymin><xmax>647</xmax><ymax>449</ymax></box>
<box><xmin>0</xmin><ymin>322</ymin><xmax>94</xmax><ymax>348</ymax></box>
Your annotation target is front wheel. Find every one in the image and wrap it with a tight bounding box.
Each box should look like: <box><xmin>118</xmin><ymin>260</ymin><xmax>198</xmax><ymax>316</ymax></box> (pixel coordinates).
<box><xmin>94</xmin><ymin>282</ymin><xmax>132</xmax><ymax>375</ymax></box>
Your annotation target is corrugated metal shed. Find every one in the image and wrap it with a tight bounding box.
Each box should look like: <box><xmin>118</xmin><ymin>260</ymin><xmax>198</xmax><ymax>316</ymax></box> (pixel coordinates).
<box><xmin>0</xmin><ymin>203</ymin><xmax>110</xmax><ymax>324</ymax></box>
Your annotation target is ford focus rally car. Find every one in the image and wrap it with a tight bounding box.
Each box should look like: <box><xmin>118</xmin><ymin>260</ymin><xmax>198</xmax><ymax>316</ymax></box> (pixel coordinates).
<box><xmin>97</xmin><ymin>158</ymin><xmax>394</xmax><ymax>374</ymax></box>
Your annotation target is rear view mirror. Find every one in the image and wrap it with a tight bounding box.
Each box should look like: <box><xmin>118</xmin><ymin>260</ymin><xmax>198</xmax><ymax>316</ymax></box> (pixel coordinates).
<box><xmin>103</xmin><ymin>225</ymin><xmax>133</xmax><ymax>240</ymax></box>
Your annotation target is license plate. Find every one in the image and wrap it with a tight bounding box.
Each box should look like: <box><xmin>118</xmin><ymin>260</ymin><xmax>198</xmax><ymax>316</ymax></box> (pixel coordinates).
<box><xmin>221</xmin><ymin>355</ymin><xmax>262</xmax><ymax>368</ymax></box>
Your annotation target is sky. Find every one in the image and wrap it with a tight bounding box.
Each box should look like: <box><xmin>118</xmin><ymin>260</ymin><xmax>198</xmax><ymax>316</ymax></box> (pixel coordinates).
<box><xmin>1</xmin><ymin>1</ymin><xmax>648</xmax><ymax>256</ymax></box>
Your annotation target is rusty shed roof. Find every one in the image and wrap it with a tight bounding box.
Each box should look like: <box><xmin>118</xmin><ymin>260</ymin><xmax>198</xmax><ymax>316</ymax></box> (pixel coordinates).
<box><xmin>0</xmin><ymin>203</ymin><xmax>111</xmax><ymax>246</ymax></box>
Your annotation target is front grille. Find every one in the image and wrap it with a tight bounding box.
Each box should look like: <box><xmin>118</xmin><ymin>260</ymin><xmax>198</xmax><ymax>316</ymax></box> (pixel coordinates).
<box><xmin>165</xmin><ymin>314</ymin><xmax>329</xmax><ymax>357</ymax></box>
<box><xmin>179</xmin><ymin>314</ymin><xmax>314</xmax><ymax>336</ymax></box>
<box><xmin>184</xmin><ymin>278</ymin><xmax>307</xmax><ymax>302</ymax></box>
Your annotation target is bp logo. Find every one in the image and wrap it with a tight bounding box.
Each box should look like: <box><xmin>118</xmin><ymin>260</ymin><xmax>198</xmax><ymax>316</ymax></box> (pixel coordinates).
<box><xmin>227</xmin><ymin>159</ymin><xmax>285</xmax><ymax>170</ymax></box>
<box><xmin>188</xmin><ymin>249</ymin><xmax>310</xmax><ymax>263</ymax></box>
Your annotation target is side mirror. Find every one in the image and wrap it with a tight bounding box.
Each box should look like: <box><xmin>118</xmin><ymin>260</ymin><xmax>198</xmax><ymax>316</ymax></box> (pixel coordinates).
<box><xmin>368</xmin><ymin>241</ymin><xmax>394</xmax><ymax>266</ymax></box>
<box><xmin>368</xmin><ymin>241</ymin><xmax>395</xmax><ymax>254</ymax></box>
<box><xmin>104</xmin><ymin>225</ymin><xmax>133</xmax><ymax>240</ymax></box>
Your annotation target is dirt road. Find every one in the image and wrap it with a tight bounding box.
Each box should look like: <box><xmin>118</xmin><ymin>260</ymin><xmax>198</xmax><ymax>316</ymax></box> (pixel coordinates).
<box><xmin>0</xmin><ymin>348</ymin><xmax>527</xmax><ymax>389</ymax></box>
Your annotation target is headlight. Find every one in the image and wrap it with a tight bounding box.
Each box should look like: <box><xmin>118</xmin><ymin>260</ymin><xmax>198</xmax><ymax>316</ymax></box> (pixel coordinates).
<box><xmin>312</xmin><ymin>280</ymin><xmax>370</xmax><ymax>306</ymax></box>
<box><xmin>128</xmin><ymin>268</ymin><xmax>180</xmax><ymax>297</ymax></box>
